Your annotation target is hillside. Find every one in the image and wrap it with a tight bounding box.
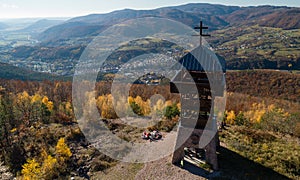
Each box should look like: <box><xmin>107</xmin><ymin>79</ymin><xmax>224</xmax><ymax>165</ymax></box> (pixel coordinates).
<box><xmin>38</xmin><ymin>22</ymin><xmax>105</xmax><ymax>42</ymax></box>
<box><xmin>0</xmin><ymin>22</ymin><xmax>8</xmax><ymax>30</ymax></box>
<box><xmin>0</xmin><ymin>69</ymin><xmax>299</xmax><ymax>179</ymax></box>
<box><xmin>258</xmin><ymin>8</ymin><xmax>300</xmax><ymax>29</ymax></box>
<box><xmin>20</xmin><ymin>19</ymin><xmax>64</xmax><ymax>33</ymax></box>
<box><xmin>224</xmin><ymin>6</ymin><xmax>300</xmax><ymax>30</ymax></box>
<box><xmin>171</xmin><ymin>3</ymin><xmax>240</xmax><ymax>15</ymax></box>
<box><xmin>226</xmin><ymin>70</ymin><xmax>300</xmax><ymax>102</ymax></box>
<box><xmin>0</xmin><ymin>62</ymin><xmax>67</xmax><ymax>81</ymax></box>
<box><xmin>208</xmin><ymin>26</ymin><xmax>300</xmax><ymax>70</ymax></box>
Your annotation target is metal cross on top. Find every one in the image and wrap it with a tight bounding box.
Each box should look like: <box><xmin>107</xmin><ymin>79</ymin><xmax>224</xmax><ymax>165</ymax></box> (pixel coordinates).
<box><xmin>194</xmin><ymin>21</ymin><xmax>211</xmax><ymax>46</ymax></box>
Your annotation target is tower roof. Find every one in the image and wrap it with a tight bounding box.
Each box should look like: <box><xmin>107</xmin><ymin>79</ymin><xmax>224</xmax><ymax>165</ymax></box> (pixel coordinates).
<box><xmin>175</xmin><ymin>46</ymin><xmax>226</xmax><ymax>73</ymax></box>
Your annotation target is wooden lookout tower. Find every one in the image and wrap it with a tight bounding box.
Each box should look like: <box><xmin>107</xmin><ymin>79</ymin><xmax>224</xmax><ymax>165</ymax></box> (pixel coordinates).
<box><xmin>170</xmin><ymin>21</ymin><xmax>226</xmax><ymax>170</ymax></box>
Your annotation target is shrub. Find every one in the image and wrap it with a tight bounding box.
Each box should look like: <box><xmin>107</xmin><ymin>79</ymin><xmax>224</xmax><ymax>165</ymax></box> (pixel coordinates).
<box><xmin>164</xmin><ymin>103</ymin><xmax>180</xmax><ymax>120</ymax></box>
<box><xmin>260</xmin><ymin>106</ymin><xmax>293</xmax><ymax>134</ymax></box>
<box><xmin>40</xmin><ymin>150</ymin><xmax>57</xmax><ymax>179</ymax></box>
<box><xmin>235</xmin><ymin>111</ymin><xmax>246</xmax><ymax>126</ymax></box>
<box><xmin>130</xmin><ymin>102</ymin><xmax>143</xmax><ymax>116</ymax></box>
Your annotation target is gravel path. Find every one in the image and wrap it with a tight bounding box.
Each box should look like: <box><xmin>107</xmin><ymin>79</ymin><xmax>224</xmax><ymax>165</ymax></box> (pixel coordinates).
<box><xmin>135</xmin><ymin>155</ymin><xmax>207</xmax><ymax>180</ymax></box>
<box><xmin>122</xmin><ymin>131</ymin><xmax>177</xmax><ymax>163</ymax></box>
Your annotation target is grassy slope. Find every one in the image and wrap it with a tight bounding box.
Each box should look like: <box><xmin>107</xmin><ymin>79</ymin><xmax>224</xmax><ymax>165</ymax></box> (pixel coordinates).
<box><xmin>220</xmin><ymin>125</ymin><xmax>300</xmax><ymax>179</ymax></box>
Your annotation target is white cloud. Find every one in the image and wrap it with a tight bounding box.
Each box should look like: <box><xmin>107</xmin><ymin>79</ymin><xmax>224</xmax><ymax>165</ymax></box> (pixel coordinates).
<box><xmin>0</xmin><ymin>3</ymin><xmax>18</xmax><ymax>9</ymax></box>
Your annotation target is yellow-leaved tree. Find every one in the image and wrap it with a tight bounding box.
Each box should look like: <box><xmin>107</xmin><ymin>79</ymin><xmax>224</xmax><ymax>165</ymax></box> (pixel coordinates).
<box><xmin>226</xmin><ymin>110</ymin><xmax>236</xmax><ymax>125</ymax></box>
<box><xmin>42</xmin><ymin>96</ymin><xmax>54</xmax><ymax>111</ymax></box>
<box><xmin>244</xmin><ymin>102</ymin><xmax>266</xmax><ymax>124</ymax></box>
<box><xmin>153</xmin><ymin>99</ymin><xmax>165</xmax><ymax>116</ymax></box>
<box><xmin>21</xmin><ymin>159</ymin><xmax>41</xmax><ymax>180</ymax></box>
<box><xmin>55</xmin><ymin>138</ymin><xmax>72</xmax><ymax>162</ymax></box>
<box><xmin>31</xmin><ymin>93</ymin><xmax>42</xmax><ymax>104</ymax></box>
<box><xmin>97</xmin><ymin>94</ymin><xmax>117</xmax><ymax>119</ymax></box>
<box><xmin>15</xmin><ymin>91</ymin><xmax>33</xmax><ymax>126</ymax></box>
<box><xmin>54</xmin><ymin>137</ymin><xmax>72</xmax><ymax>175</ymax></box>
<box><xmin>41</xmin><ymin>150</ymin><xmax>57</xmax><ymax>179</ymax></box>
<box><xmin>134</xmin><ymin>96</ymin><xmax>151</xmax><ymax>116</ymax></box>
<box><xmin>21</xmin><ymin>138</ymin><xmax>72</xmax><ymax>179</ymax></box>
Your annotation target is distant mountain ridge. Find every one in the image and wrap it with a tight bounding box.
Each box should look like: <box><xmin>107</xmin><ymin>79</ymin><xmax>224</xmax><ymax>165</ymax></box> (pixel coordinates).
<box><xmin>38</xmin><ymin>3</ymin><xmax>300</xmax><ymax>43</ymax></box>
<box><xmin>20</xmin><ymin>19</ymin><xmax>64</xmax><ymax>33</ymax></box>
<box><xmin>38</xmin><ymin>3</ymin><xmax>238</xmax><ymax>42</ymax></box>
<box><xmin>167</xmin><ymin>3</ymin><xmax>240</xmax><ymax>15</ymax></box>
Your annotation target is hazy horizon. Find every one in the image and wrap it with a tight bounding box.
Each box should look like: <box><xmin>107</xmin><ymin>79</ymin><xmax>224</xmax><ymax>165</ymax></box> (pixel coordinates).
<box><xmin>0</xmin><ymin>0</ymin><xmax>299</xmax><ymax>19</ymax></box>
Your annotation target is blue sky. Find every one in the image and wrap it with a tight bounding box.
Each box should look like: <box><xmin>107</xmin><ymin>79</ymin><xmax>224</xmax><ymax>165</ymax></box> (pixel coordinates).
<box><xmin>0</xmin><ymin>0</ymin><xmax>299</xmax><ymax>18</ymax></box>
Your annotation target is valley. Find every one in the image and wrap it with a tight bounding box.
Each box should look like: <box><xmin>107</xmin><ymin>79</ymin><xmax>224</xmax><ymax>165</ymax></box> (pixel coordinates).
<box><xmin>0</xmin><ymin>2</ymin><xmax>299</xmax><ymax>180</ymax></box>
<box><xmin>0</xmin><ymin>4</ymin><xmax>299</xmax><ymax>76</ymax></box>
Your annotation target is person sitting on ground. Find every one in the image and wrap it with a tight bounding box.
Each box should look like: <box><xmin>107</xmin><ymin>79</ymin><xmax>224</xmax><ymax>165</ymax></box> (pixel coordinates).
<box><xmin>147</xmin><ymin>132</ymin><xmax>151</xmax><ymax>139</ymax></box>
<box><xmin>143</xmin><ymin>131</ymin><xmax>147</xmax><ymax>137</ymax></box>
<box><xmin>149</xmin><ymin>132</ymin><xmax>154</xmax><ymax>142</ymax></box>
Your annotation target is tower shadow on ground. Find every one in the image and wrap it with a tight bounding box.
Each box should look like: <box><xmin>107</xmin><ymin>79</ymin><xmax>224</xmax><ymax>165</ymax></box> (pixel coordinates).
<box><xmin>179</xmin><ymin>146</ymin><xmax>291</xmax><ymax>180</ymax></box>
